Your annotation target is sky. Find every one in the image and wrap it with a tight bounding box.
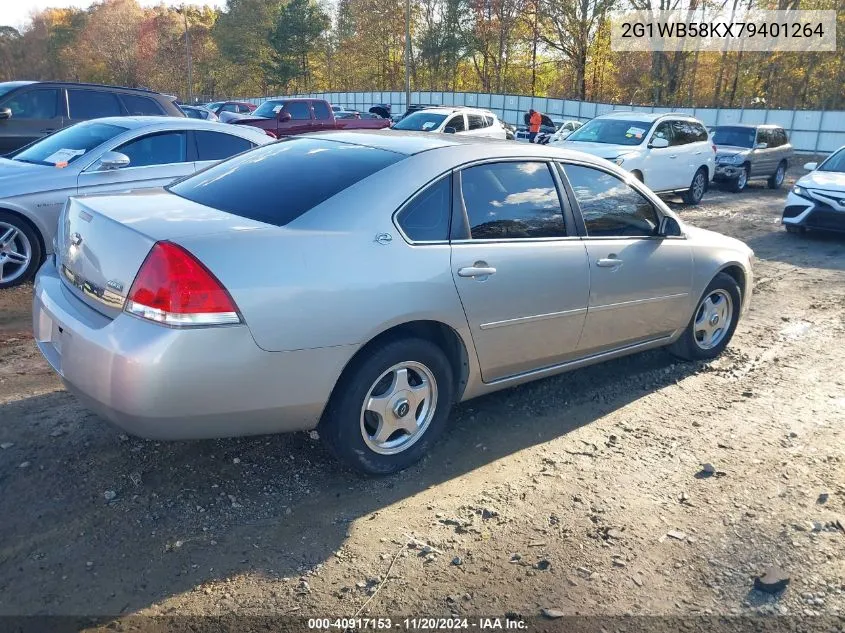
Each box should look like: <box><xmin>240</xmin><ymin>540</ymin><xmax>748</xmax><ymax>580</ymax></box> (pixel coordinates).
<box><xmin>2</xmin><ymin>0</ymin><xmax>227</xmax><ymax>29</ymax></box>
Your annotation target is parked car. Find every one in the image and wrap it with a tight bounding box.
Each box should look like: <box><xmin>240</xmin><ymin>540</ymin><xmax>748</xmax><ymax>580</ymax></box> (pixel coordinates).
<box><xmin>0</xmin><ymin>117</ymin><xmax>272</xmax><ymax>288</ymax></box>
<box><xmin>547</xmin><ymin>120</ymin><xmax>584</xmax><ymax>144</ymax></box>
<box><xmin>782</xmin><ymin>147</ymin><xmax>845</xmax><ymax>234</ymax></box>
<box><xmin>712</xmin><ymin>124</ymin><xmax>792</xmax><ymax>192</ymax></box>
<box><xmin>181</xmin><ymin>105</ymin><xmax>219</xmax><ymax>122</ymax></box>
<box><xmin>33</xmin><ymin>131</ymin><xmax>753</xmax><ymax>474</ymax></box>
<box><xmin>392</xmin><ymin>107</ymin><xmax>507</xmax><ymax>139</ymax></box>
<box><xmin>515</xmin><ymin>114</ymin><xmax>558</xmax><ymax>141</ymax></box>
<box><xmin>563</xmin><ymin>112</ymin><xmax>715</xmax><ymax>205</ymax></box>
<box><xmin>230</xmin><ymin>98</ymin><xmax>390</xmax><ymax>137</ymax></box>
<box><xmin>204</xmin><ymin>101</ymin><xmax>256</xmax><ymax>116</ymax></box>
<box><xmin>0</xmin><ymin>81</ymin><xmax>184</xmax><ymax>154</ymax></box>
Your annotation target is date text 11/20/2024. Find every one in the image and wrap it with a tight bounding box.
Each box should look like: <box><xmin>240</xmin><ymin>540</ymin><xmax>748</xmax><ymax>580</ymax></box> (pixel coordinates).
<box><xmin>307</xmin><ymin>617</ymin><xmax>528</xmax><ymax>630</ymax></box>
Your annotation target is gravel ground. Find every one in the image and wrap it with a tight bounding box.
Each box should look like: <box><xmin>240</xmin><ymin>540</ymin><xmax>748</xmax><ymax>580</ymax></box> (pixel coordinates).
<box><xmin>0</xmin><ymin>170</ymin><xmax>844</xmax><ymax>623</ymax></box>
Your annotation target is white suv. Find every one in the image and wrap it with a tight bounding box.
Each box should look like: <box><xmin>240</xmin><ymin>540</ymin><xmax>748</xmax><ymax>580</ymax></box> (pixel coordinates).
<box><xmin>392</xmin><ymin>107</ymin><xmax>508</xmax><ymax>139</ymax></box>
<box><xmin>562</xmin><ymin>112</ymin><xmax>715</xmax><ymax>204</ymax></box>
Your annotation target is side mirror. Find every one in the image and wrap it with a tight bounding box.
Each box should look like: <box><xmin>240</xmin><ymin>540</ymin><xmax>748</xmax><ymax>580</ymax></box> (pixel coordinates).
<box><xmin>443</xmin><ymin>126</ymin><xmax>457</xmax><ymax>134</ymax></box>
<box><xmin>803</xmin><ymin>162</ymin><xmax>818</xmax><ymax>171</ymax></box>
<box><xmin>649</xmin><ymin>137</ymin><xmax>669</xmax><ymax>149</ymax></box>
<box><xmin>0</xmin><ymin>108</ymin><xmax>11</xmax><ymax>121</ymax></box>
<box><xmin>755</xmin><ymin>142</ymin><xmax>768</xmax><ymax>149</ymax></box>
<box><xmin>278</xmin><ymin>111</ymin><xmax>292</xmax><ymax>122</ymax></box>
<box><xmin>99</xmin><ymin>151</ymin><xmax>130</xmax><ymax>170</ymax></box>
<box><xmin>658</xmin><ymin>215</ymin><xmax>683</xmax><ymax>237</ymax></box>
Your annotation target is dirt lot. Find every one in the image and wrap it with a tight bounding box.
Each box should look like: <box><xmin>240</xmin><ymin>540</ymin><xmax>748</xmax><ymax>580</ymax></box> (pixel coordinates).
<box><xmin>1</xmin><ymin>170</ymin><xmax>844</xmax><ymax>623</ymax></box>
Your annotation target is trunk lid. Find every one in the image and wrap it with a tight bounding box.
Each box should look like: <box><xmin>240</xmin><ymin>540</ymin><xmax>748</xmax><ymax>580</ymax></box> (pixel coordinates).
<box><xmin>57</xmin><ymin>189</ymin><xmax>270</xmax><ymax>318</ymax></box>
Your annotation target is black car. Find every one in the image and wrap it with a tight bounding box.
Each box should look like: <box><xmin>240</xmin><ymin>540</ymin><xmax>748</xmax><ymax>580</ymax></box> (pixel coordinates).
<box><xmin>0</xmin><ymin>81</ymin><xmax>185</xmax><ymax>154</ymax></box>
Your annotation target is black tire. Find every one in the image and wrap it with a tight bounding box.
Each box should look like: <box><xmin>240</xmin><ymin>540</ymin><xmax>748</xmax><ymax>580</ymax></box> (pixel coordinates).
<box><xmin>668</xmin><ymin>272</ymin><xmax>742</xmax><ymax>361</ymax></box>
<box><xmin>768</xmin><ymin>161</ymin><xmax>787</xmax><ymax>189</ymax></box>
<box><xmin>682</xmin><ymin>167</ymin><xmax>708</xmax><ymax>205</ymax></box>
<box><xmin>319</xmin><ymin>337</ymin><xmax>455</xmax><ymax>475</ymax></box>
<box><xmin>0</xmin><ymin>211</ymin><xmax>42</xmax><ymax>290</ymax></box>
<box><xmin>729</xmin><ymin>165</ymin><xmax>750</xmax><ymax>193</ymax></box>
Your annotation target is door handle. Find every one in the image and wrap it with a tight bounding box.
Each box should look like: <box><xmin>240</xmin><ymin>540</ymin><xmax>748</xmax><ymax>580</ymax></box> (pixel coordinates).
<box><xmin>596</xmin><ymin>257</ymin><xmax>622</xmax><ymax>268</ymax></box>
<box><xmin>669</xmin><ymin>154</ymin><xmax>678</xmax><ymax>159</ymax></box>
<box><xmin>41</xmin><ymin>128</ymin><xmax>56</xmax><ymax>133</ymax></box>
<box><xmin>457</xmin><ymin>264</ymin><xmax>497</xmax><ymax>278</ymax></box>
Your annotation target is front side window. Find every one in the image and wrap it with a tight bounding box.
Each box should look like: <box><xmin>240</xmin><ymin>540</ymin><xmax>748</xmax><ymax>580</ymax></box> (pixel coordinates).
<box><xmin>116</xmin><ymin>131</ymin><xmax>187</xmax><ymax>168</ymax></box>
<box><xmin>12</xmin><ymin>121</ymin><xmax>127</xmax><ymax>166</ymax></box>
<box><xmin>237</xmin><ymin>104</ymin><xmax>252</xmax><ymax>113</ymax></box>
<box><xmin>396</xmin><ymin>176</ymin><xmax>451</xmax><ymax>242</ymax></box>
<box><xmin>68</xmin><ymin>90</ymin><xmax>122</xmax><ymax>119</ymax></box>
<box><xmin>563</xmin><ymin>164</ymin><xmax>660</xmax><ymax>238</ymax></box>
<box><xmin>220</xmin><ymin>104</ymin><xmax>238</xmax><ymax>113</ymax></box>
<box><xmin>460</xmin><ymin>162</ymin><xmax>566</xmax><ymax>240</ymax></box>
<box><xmin>4</xmin><ymin>88</ymin><xmax>59</xmax><ymax>119</ymax></box>
<box><xmin>285</xmin><ymin>101</ymin><xmax>311</xmax><ymax>120</ymax></box>
<box><xmin>194</xmin><ymin>131</ymin><xmax>254</xmax><ymax>161</ymax></box>
<box><xmin>312</xmin><ymin>101</ymin><xmax>332</xmax><ymax>120</ymax></box>
<box><xmin>651</xmin><ymin>121</ymin><xmax>674</xmax><ymax>145</ymax></box>
<box><xmin>446</xmin><ymin>115</ymin><xmax>465</xmax><ymax>132</ymax></box>
<box><xmin>169</xmin><ymin>138</ymin><xmax>405</xmax><ymax>227</ymax></box>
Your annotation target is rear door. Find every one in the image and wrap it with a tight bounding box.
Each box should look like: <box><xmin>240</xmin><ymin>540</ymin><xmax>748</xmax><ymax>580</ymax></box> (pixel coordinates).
<box><xmin>560</xmin><ymin>162</ymin><xmax>693</xmax><ymax>353</ymax></box>
<box><xmin>0</xmin><ymin>86</ymin><xmax>64</xmax><ymax>153</ymax></box>
<box><xmin>66</xmin><ymin>88</ymin><xmax>124</xmax><ymax>125</ymax></box>
<box><xmin>192</xmin><ymin>130</ymin><xmax>257</xmax><ymax>171</ymax></box>
<box><xmin>77</xmin><ymin>130</ymin><xmax>193</xmax><ymax>195</ymax></box>
<box><xmin>450</xmin><ymin>160</ymin><xmax>590</xmax><ymax>382</ymax></box>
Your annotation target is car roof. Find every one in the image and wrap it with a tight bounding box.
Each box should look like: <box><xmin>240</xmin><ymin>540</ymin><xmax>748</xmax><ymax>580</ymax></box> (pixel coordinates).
<box><xmin>596</xmin><ymin>111</ymin><xmax>702</xmax><ymax>123</ymax></box>
<box><xmin>12</xmin><ymin>80</ymin><xmax>169</xmax><ymax>96</ymax></box>
<box><xmin>712</xmin><ymin>123</ymin><xmax>781</xmax><ymax>129</ymax></box>
<box><xmin>411</xmin><ymin>106</ymin><xmax>495</xmax><ymax>116</ymax></box>
<box><xmin>74</xmin><ymin>116</ymin><xmax>267</xmax><ymax>138</ymax></box>
<box><xmin>0</xmin><ymin>80</ymin><xmax>37</xmax><ymax>90</ymax></box>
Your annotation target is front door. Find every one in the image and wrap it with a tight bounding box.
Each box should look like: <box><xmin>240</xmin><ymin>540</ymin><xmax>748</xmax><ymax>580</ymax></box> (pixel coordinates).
<box><xmin>0</xmin><ymin>87</ymin><xmax>64</xmax><ymax>154</ymax></box>
<box><xmin>279</xmin><ymin>100</ymin><xmax>315</xmax><ymax>136</ymax></box>
<box><xmin>77</xmin><ymin>130</ymin><xmax>195</xmax><ymax>195</ymax></box>
<box><xmin>561</xmin><ymin>162</ymin><xmax>693</xmax><ymax>353</ymax></box>
<box><xmin>450</xmin><ymin>160</ymin><xmax>590</xmax><ymax>382</ymax></box>
<box><xmin>643</xmin><ymin>120</ymin><xmax>680</xmax><ymax>192</ymax></box>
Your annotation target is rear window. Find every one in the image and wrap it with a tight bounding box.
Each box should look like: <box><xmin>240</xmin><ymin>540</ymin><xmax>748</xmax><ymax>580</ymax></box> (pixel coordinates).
<box><xmin>168</xmin><ymin>138</ymin><xmax>405</xmax><ymax>226</ymax></box>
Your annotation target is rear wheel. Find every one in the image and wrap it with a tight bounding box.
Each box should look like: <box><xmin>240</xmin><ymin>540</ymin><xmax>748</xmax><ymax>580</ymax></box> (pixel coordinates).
<box><xmin>768</xmin><ymin>161</ymin><xmax>787</xmax><ymax>189</ymax></box>
<box><xmin>0</xmin><ymin>211</ymin><xmax>42</xmax><ymax>290</ymax></box>
<box><xmin>319</xmin><ymin>337</ymin><xmax>454</xmax><ymax>475</ymax></box>
<box><xmin>730</xmin><ymin>165</ymin><xmax>749</xmax><ymax>193</ymax></box>
<box><xmin>682</xmin><ymin>168</ymin><xmax>708</xmax><ymax>205</ymax></box>
<box><xmin>669</xmin><ymin>272</ymin><xmax>741</xmax><ymax>361</ymax></box>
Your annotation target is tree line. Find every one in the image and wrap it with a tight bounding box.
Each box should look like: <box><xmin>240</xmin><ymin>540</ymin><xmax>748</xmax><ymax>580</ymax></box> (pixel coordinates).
<box><xmin>0</xmin><ymin>0</ymin><xmax>843</xmax><ymax>110</ymax></box>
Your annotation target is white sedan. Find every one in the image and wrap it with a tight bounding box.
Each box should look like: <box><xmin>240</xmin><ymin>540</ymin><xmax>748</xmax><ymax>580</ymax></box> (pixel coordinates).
<box><xmin>782</xmin><ymin>147</ymin><xmax>845</xmax><ymax>234</ymax></box>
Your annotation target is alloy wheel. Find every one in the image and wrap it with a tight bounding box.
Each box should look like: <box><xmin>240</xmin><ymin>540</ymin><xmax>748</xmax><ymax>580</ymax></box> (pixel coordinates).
<box><xmin>737</xmin><ymin>168</ymin><xmax>748</xmax><ymax>190</ymax></box>
<box><xmin>691</xmin><ymin>172</ymin><xmax>706</xmax><ymax>202</ymax></box>
<box><xmin>693</xmin><ymin>289</ymin><xmax>733</xmax><ymax>350</ymax></box>
<box><xmin>0</xmin><ymin>222</ymin><xmax>32</xmax><ymax>285</ymax></box>
<box><xmin>360</xmin><ymin>361</ymin><xmax>438</xmax><ymax>455</ymax></box>
<box><xmin>775</xmin><ymin>165</ymin><xmax>785</xmax><ymax>186</ymax></box>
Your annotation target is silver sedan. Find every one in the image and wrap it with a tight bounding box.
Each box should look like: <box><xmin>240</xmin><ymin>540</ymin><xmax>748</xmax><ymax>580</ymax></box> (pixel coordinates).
<box><xmin>33</xmin><ymin>131</ymin><xmax>754</xmax><ymax>474</ymax></box>
<box><xmin>0</xmin><ymin>116</ymin><xmax>272</xmax><ymax>288</ymax></box>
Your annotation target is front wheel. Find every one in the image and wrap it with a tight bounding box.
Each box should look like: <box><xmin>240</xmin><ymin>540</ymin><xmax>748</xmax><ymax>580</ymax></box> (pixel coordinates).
<box><xmin>0</xmin><ymin>211</ymin><xmax>42</xmax><ymax>290</ymax></box>
<box><xmin>319</xmin><ymin>338</ymin><xmax>455</xmax><ymax>475</ymax></box>
<box><xmin>729</xmin><ymin>165</ymin><xmax>749</xmax><ymax>193</ymax></box>
<box><xmin>682</xmin><ymin>168</ymin><xmax>708</xmax><ymax>205</ymax></box>
<box><xmin>768</xmin><ymin>161</ymin><xmax>786</xmax><ymax>189</ymax></box>
<box><xmin>669</xmin><ymin>272</ymin><xmax>741</xmax><ymax>361</ymax></box>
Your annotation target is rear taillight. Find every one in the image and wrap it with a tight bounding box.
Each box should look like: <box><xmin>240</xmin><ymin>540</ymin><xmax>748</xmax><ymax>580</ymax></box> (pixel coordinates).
<box><xmin>125</xmin><ymin>241</ymin><xmax>240</xmax><ymax>327</ymax></box>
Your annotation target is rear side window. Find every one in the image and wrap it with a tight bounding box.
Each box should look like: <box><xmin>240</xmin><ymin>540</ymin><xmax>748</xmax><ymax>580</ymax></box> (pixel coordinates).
<box><xmin>460</xmin><ymin>162</ymin><xmax>566</xmax><ymax>239</ymax></box>
<box><xmin>121</xmin><ymin>94</ymin><xmax>164</xmax><ymax>115</ymax></box>
<box><xmin>312</xmin><ymin>101</ymin><xmax>332</xmax><ymax>120</ymax></box>
<box><xmin>690</xmin><ymin>122</ymin><xmax>709</xmax><ymax>142</ymax></box>
<box><xmin>195</xmin><ymin>131</ymin><xmax>255</xmax><ymax>161</ymax></box>
<box><xmin>169</xmin><ymin>138</ymin><xmax>405</xmax><ymax>226</ymax></box>
<box><xmin>3</xmin><ymin>88</ymin><xmax>59</xmax><ymax>119</ymax></box>
<box><xmin>68</xmin><ymin>90</ymin><xmax>122</xmax><ymax>119</ymax></box>
<box><xmin>396</xmin><ymin>176</ymin><xmax>451</xmax><ymax>242</ymax></box>
<box><xmin>286</xmin><ymin>101</ymin><xmax>311</xmax><ymax>120</ymax></box>
<box><xmin>116</xmin><ymin>131</ymin><xmax>187</xmax><ymax>167</ymax></box>
<box><xmin>467</xmin><ymin>114</ymin><xmax>485</xmax><ymax>130</ymax></box>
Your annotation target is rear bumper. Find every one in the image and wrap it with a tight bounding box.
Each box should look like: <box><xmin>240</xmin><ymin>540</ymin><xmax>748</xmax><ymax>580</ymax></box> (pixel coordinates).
<box><xmin>33</xmin><ymin>262</ymin><xmax>355</xmax><ymax>440</ymax></box>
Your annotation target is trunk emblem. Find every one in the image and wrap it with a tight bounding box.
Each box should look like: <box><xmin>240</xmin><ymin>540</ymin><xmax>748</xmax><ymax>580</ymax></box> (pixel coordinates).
<box><xmin>107</xmin><ymin>280</ymin><xmax>124</xmax><ymax>292</ymax></box>
<box><xmin>374</xmin><ymin>233</ymin><xmax>393</xmax><ymax>245</ymax></box>
<box><xmin>70</xmin><ymin>232</ymin><xmax>83</xmax><ymax>246</ymax></box>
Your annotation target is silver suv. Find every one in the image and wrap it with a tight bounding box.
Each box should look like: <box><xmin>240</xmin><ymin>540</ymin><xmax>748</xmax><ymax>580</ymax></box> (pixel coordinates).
<box><xmin>712</xmin><ymin>124</ymin><xmax>793</xmax><ymax>192</ymax></box>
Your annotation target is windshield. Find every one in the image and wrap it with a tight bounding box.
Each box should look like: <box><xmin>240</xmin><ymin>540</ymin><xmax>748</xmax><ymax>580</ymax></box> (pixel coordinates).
<box><xmin>818</xmin><ymin>148</ymin><xmax>845</xmax><ymax>173</ymax></box>
<box><xmin>393</xmin><ymin>112</ymin><xmax>447</xmax><ymax>132</ymax></box>
<box><xmin>566</xmin><ymin>118</ymin><xmax>653</xmax><ymax>145</ymax></box>
<box><xmin>253</xmin><ymin>100</ymin><xmax>286</xmax><ymax>118</ymax></box>
<box><xmin>712</xmin><ymin>126</ymin><xmax>756</xmax><ymax>148</ymax></box>
<box><xmin>13</xmin><ymin>122</ymin><xmax>127</xmax><ymax>166</ymax></box>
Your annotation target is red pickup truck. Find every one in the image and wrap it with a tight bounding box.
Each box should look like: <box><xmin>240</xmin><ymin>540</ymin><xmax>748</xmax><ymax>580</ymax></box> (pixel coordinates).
<box><xmin>231</xmin><ymin>98</ymin><xmax>390</xmax><ymax>137</ymax></box>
